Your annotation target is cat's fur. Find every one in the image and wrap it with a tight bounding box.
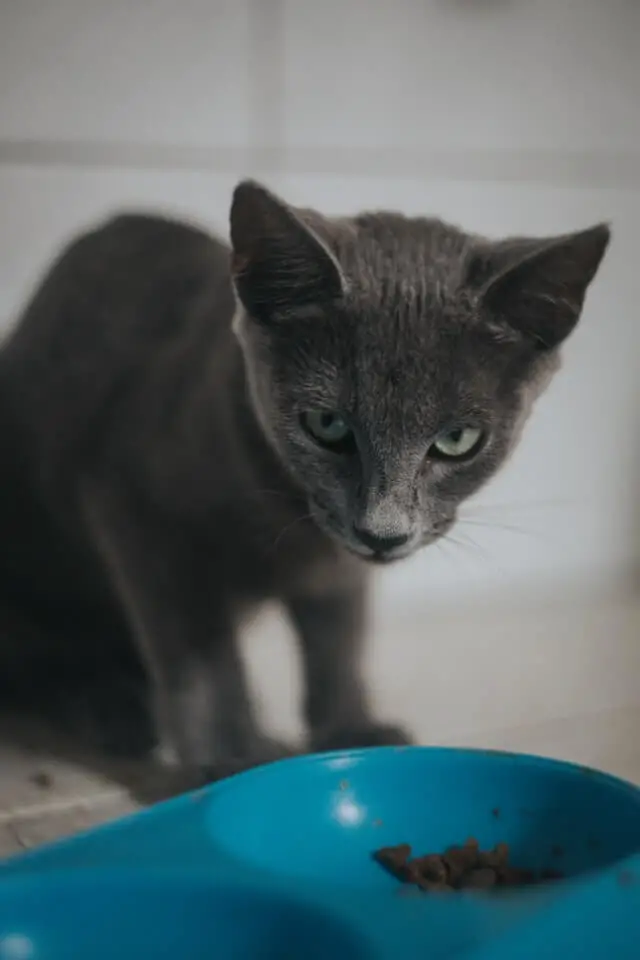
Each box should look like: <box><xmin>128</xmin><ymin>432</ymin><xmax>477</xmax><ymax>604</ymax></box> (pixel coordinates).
<box><xmin>0</xmin><ymin>181</ymin><xmax>609</xmax><ymax>778</ymax></box>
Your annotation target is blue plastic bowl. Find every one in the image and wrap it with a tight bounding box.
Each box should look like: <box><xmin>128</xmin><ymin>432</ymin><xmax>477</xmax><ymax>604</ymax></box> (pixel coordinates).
<box><xmin>0</xmin><ymin>872</ymin><xmax>369</xmax><ymax>960</ymax></box>
<box><xmin>1</xmin><ymin>747</ymin><xmax>639</xmax><ymax>958</ymax></box>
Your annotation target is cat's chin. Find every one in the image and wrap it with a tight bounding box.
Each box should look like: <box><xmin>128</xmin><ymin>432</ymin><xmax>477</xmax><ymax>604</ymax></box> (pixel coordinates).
<box><xmin>342</xmin><ymin>539</ymin><xmax>418</xmax><ymax>565</ymax></box>
<box><xmin>364</xmin><ymin>551</ymin><xmax>409</xmax><ymax>566</ymax></box>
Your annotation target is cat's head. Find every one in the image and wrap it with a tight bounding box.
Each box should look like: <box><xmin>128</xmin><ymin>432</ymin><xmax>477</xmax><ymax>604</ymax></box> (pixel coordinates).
<box><xmin>230</xmin><ymin>180</ymin><xmax>609</xmax><ymax>563</ymax></box>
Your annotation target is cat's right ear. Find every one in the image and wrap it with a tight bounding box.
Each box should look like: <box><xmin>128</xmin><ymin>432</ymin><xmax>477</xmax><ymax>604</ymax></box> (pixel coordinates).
<box><xmin>471</xmin><ymin>224</ymin><xmax>610</xmax><ymax>350</ymax></box>
<box><xmin>229</xmin><ymin>180</ymin><xmax>344</xmax><ymax>323</ymax></box>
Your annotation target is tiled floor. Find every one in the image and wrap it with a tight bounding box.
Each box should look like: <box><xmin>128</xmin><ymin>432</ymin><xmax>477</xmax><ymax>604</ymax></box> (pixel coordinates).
<box><xmin>0</xmin><ymin>718</ymin><xmax>140</xmax><ymax>858</ymax></box>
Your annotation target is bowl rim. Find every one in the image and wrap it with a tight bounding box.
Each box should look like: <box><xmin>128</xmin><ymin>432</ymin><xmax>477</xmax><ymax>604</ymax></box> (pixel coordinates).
<box><xmin>206</xmin><ymin>745</ymin><xmax>640</xmax><ymax>803</ymax></box>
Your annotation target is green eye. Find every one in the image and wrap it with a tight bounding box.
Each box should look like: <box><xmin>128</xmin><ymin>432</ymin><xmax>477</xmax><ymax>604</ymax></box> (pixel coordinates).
<box><xmin>429</xmin><ymin>426</ymin><xmax>484</xmax><ymax>461</ymax></box>
<box><xmin>300</xmin><ymin>410</ymin><xmax>355</xmax><ymax>452</ymax></box>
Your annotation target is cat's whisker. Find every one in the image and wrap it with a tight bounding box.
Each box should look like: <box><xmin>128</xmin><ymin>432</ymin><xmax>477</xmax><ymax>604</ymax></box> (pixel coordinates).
<box><xmin>456</xmin><ymin>517</ymin><xmax>537</xmax><ymax>538</ymax></box>
<box><xmin>442</xmin><ymin>530</ymin><xmax>492</xmax><ymax>566</ymax></box>
<box><xmin>462</xmin><ymin>497</ymin><xmax>569</xmax><ymax>517</ymax></box>
<box><xmin>439</xmin><ymin>536</ymin><xmax>472</xmax><ymax>568</ymax></box>
<box><xmin>433</xmin><ymin>538</ymin><xmax>464</xmax><ymax>572</ymax></box>
<box><xmin>437</xmin><ymin>532</ymin><xmax>496</xmax><ymax>577</ymax></box>
<box><xmin>268</xmin><ymin>513</ymin><xmax>314</xmax><ymax>554</ymax></box>
<box><xmin>439</xmin><ymin>533</ymin><xmax>478</xmax><ymax>561</ymax></box>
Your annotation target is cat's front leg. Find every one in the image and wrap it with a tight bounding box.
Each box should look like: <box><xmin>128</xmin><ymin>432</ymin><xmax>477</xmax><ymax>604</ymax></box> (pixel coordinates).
<box><xmin>286</xmin><ymin>572</ymin><xmax>413</xmax><ymax>752</ymax></box>
<box><xmin>82</xmin><ymin>483</ymin><xmax>292</xmax><ymax>782</ymax></box>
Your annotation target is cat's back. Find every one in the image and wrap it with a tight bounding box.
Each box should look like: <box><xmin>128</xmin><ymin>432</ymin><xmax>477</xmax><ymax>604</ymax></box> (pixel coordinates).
<box><xmin>3</xmin><ymin>211</ymin><xmax>232</xmax><ymax>362</ymax></box>
<box><xmin>0</xmin><ymin>211</ymin><xmax>236</xmax><ymax>476</ymax></box>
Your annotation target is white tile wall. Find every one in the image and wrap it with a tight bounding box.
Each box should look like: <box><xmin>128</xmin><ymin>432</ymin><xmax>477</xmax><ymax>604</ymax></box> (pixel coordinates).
<box><xmin>0</xmin><ymin>1</ymin><xmax>253</xmax><ymax>148</ymax></box>
<box><xmin>282</xmin><ymin>0</ymin><xmax>640</xmax><ymax>155</ymax></box>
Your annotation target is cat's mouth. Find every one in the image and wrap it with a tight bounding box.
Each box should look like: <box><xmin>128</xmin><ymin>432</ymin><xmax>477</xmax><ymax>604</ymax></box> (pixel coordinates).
<box><xmin>310</xmin><ymin>508</ymin><xmax>420</xmax><ymax>563</ymax></box>
<box><xmin>308</xmin><ymin>498</ymin><xmax>455</xmax><ymax>564</ymax></box>
<box><xmin>312</xmin><ymin>503</ymin><xmax>456</xmax><ymax>565</ymax></box>
<box><xmin>365</xmin><ymin>550</ymin><xmax>409</xmax><ymax>566</ymax></box>
<box><xmin>344</xmin><ymin>541</ymin><xmax>416</xmax><ymax>565</ymax></box>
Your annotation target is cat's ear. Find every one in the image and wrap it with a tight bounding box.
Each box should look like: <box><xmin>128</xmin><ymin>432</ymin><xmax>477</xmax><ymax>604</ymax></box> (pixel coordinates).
<box><xmin>229</xmin><ymin>180</ymin><xmax>344</xmax><ymax>322</ymax></box>
<box><xmin>473</xmin><ymin>224</ymin><xmax>610</xmax><ymax>349</ymax></box>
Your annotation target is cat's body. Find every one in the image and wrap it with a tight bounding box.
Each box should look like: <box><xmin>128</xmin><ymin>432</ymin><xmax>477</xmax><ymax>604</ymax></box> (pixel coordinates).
<box><xmin>0</xmin><ymin>183</ymin><xmax>609</xmax><ymax>778</ymax></box>
<box><xmin>0</xmin><ymin>211</ymin><xmax>371</xmax><ymax>768</ymax></box>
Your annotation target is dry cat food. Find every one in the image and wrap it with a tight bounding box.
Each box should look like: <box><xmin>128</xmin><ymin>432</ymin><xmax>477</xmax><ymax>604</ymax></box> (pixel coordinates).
<box><xmin>374</xmin><ymin>838</ymin><xmax>563</xmax><ymax>892</ymax></box>
<box><xmin>30</xmin><ymin>770</ymin><xmax>53</xmax><ymax>790</ymax></box>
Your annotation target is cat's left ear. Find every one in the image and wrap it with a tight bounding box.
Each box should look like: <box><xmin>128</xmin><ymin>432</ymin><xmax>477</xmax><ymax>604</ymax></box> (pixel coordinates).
<box><xmin>474</xmin><ymin>224</ymin><xmax>611</xmax><ymax>349</ymax></box>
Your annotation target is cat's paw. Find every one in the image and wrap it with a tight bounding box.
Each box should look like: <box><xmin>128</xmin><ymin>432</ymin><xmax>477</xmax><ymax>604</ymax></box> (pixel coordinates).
<box><xmin>310</xmin><ymin>722</ymin><xmax>414</xmax><ymax>753</ymax></box>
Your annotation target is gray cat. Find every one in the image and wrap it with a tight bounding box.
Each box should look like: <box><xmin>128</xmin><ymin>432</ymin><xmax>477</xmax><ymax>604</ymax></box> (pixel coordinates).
<box><xmin>0</xmin><ymin>180</ymin><xmax>609</xmax><ymax>781</ymax></box>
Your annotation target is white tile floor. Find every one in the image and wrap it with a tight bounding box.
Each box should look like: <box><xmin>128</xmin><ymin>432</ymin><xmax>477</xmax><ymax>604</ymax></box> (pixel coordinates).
<box><xmin>0</xmin><ymin>719</ymin><xmax>140</xmax><ymax>857</ymax></box>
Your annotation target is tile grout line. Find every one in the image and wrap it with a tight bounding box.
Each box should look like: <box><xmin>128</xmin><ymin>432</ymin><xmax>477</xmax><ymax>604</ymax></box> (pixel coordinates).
<box><xmin>0</xmin><ymin>140</ymin><xmax>639</xmax><ymax>189</ymax></box>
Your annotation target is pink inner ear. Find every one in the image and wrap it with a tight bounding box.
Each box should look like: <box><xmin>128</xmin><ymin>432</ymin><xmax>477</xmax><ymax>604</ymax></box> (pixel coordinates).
<box><xmin>482</xmin><ymin>319</ymin><xmax>523</xmax><ymax>346</ymax></box>
<box><xmin>230</xmin><ymin>252</ymin><xmax>250</xmax><ymax>277</ymax></box>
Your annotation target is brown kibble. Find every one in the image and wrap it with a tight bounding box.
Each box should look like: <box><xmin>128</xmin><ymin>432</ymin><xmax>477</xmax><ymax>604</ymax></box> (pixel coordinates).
<box><xmin>443</xmin><ymin>855</ymin><xmax>465</xmax><ymax>885</ymax></box>
<box><xmin>403</xmin><ymin>860</ymin><xmax>426</xmax><ymax>885</ymax></box>
<box><xmin>374</xmin><ymin>837</ymin><xmax>559</xmax><ymax>893</ymax></box>
<box><xmin>374</xmin><ymin>844</ymin><xmax>412</xmax><ymax>878</ymax></box>
<box><xmin>459</xmin><ymin>868</ymin><xmax>498</xmax><ymax>890</ymax></box>
<box><xmin>444</xmin><ymin>843</ymin><xmax>479</xmax><ymax>883</ymax></box>
<box><xmin>410</xmin><ymin>854</ymin><xmax>448</xmax><ymax>885</ymax></box>
<box><xmin>497</xmin><ymin>865</ymin><xmax>535</xmax><ymax>886</ymax></box>
<box><xmin>496</xmin><ymin>866</ymin><xmax>519</xmax><ymax>886</ymax></box>
<box><xmin>30</xmin><ymin>770</ymin><xmax>53</xmax><ymax>790</ymax></box>
<box><xmin>494</xmin><ymin>842</ymin><xmax>509</xmax><ymax>865</ymax></box>
<box><xmin>479</xmin><ymin>842</ymin><xmax>510</xmax><ymax>870</ymax></box>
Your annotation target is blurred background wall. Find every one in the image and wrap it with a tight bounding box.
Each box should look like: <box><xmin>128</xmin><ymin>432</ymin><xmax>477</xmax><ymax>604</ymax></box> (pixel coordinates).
<box><xmin>1</xmin><ymin>0</ymin><xmax>639</xmax><ymax>774</ymax></box>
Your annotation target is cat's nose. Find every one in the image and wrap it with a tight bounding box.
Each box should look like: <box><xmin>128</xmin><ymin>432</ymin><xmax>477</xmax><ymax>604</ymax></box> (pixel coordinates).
<box><xmin>352</xmin><ymin>525</ymin><xmax>410</xmax><ymax>553</ymax></box>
